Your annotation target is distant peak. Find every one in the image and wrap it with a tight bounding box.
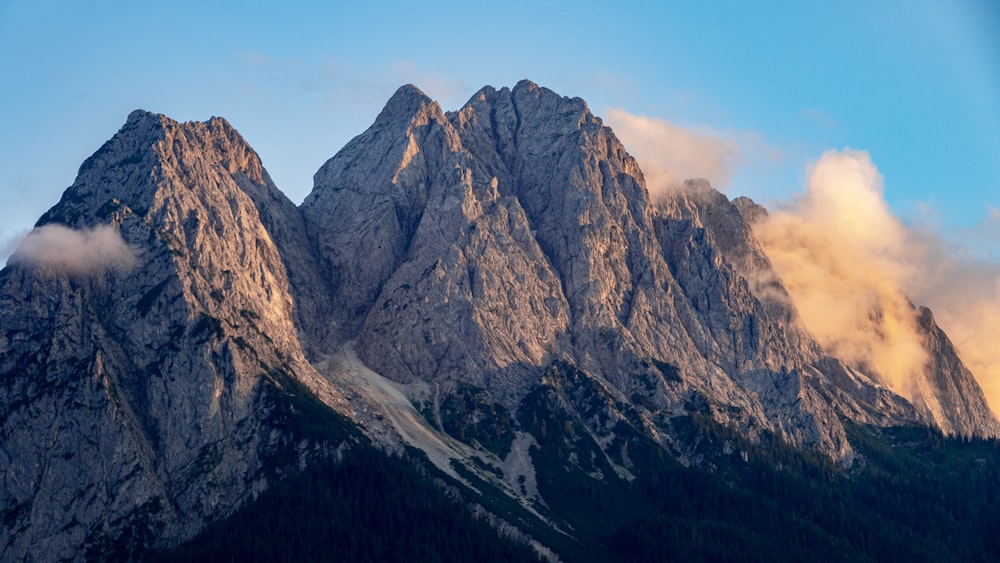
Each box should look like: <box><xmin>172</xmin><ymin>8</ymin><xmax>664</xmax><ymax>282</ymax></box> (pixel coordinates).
<box><xmin>383</xmin><ymin>84</ymin><xmax>434</xmax><ymax>114</ymax></box>
<box><xmin>207</xmin><ymin>115</ymin><xmax>234</xmax><ymax>129</ymax></box>
<box><xmin>124</xmin><ymin>109</ymin><xmax>171</xmax><ymax>129</ymax></box>
<box><xmin>126</xmin><ymin>108</ymin><xmax>159</xmax><ymax>122</ymax></box>
<box><xmin>465</xmin><ymin>84</ymin><xmax>499</xmax><ymax>104</ymax></box>
<box><xmin>733</xmin><ymin>196</ymin><xmax>769</xmax><ymax>224</ymax></box>
<box><xmin>510</xmin><ymin>79</ymin><xmax>590</xmax><ymax>115</ymax></box>
<box><xmin>513</xmin><ymin>79</ymin><xmax>540</xmax><ymax>92</ymax></box>
<box><xmin>122</xmin><ymin>111</ymin><xmax>242</xmax><ymax>141</ymax></box>
<box><xmin>374</xmin><ymin>84</ymin><xmax>443</xmax><ymax>129</ymax></box>
<box><xmin>392</xmin><ymin>83</ymin><xmax>430</xmax><ymax>101</ymax></box>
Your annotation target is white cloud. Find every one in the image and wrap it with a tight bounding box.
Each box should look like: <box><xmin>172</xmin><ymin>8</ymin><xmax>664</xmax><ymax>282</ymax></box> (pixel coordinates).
<box><xmin>753</xmin><ymin>149</ymin><xmax>928</xmax><ymax>399</ymax></box>
<box><xmin>9</xmin><ymin>224</ymin><xmax>138</xmax><ymax>276</ymax></box>
<box><xmin>752</xmin><ymin>150</ymin><xmax>1000</xmax><ymax>416</ymax></box>
<box><xmin>604</xmin><ymin>108</ymin><xmax>739</xmax><ymax>199</ymax></box>
<box><xmin>603</xmin><ymin>108</ymin><xmax>784</xmax><ymax>201</ymax></box>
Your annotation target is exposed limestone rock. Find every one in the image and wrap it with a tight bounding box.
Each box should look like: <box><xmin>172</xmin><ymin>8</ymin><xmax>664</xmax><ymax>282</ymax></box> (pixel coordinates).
<box><xmin>303</xmin><ymin>81</ymin><xmax>999</xmax><ymax>467</ymax></box>
<box><xmin>3</xmin><ymin>81</ymin><xmax>998</xmax><ymax>561</ymax></box>
<box><xmin>730</xmin><ymin>190</ymin><xmax>999</xmax><ymax>438</ymax></box>
<box><xmin>0</xmin><ymin>111</ymin><xmax>351</xmax><ymax>561</ymax></box>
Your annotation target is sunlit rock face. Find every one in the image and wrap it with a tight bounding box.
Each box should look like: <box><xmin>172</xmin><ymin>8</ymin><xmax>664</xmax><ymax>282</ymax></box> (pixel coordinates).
<box><xmin>0</xmin><ymin>111</ymin><xmax>349</xmax><ymax>561</ymax></box>
<box><xmin>3</xmin><ymin>81</ymin><xmax>997</xmax><ymax>561</ymax></box>
<box><xmin>301</xmin><ymin>80</ymin><xmax>998</xmax><ymax>468</ymax></box>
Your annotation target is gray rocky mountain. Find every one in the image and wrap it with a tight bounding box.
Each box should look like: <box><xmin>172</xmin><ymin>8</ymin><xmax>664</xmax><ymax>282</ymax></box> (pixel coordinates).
<box><xmin>0</xmin><ymin>111</ymin><xmax>353</xmax><ymax>561</ymax></box>
<box><xmin>2</xmin><ymin>81</ymin><xmax>997</xmax><ymax>561</ymax></box>
<box><xmin>303</xmin><ymin>81</ymin><xmax>997</xmax><ymax>467</ymax></box>
<box><xmin>725</xmin><ymin>191</ymin><xmax>1000</xmax><ymax>438</ymax></box>
<box><xmin>912</xmin><ymin>307</ymin><xmax>1000</xmax><ymax>435</ymax></box>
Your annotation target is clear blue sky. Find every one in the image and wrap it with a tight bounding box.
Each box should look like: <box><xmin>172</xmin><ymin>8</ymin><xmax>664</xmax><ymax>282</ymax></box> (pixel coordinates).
<box><xmin>1</xmin><ymin>0</ymin><xmax>997</xmax><ymax>259</ymax></box>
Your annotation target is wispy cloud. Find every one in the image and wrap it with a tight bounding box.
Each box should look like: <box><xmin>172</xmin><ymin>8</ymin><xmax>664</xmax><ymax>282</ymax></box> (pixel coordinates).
<box><xmin>801</xmin><ymin>108</ymin><xmax>837</xmax><ymax>130</ymax></box>
<box><xmin>751</xmin><ymin>150</ymin><xmax>1000</xmax><ymax>415</ymax></box>
<box><xmin>603</xmin><ymin>108</ymin><xmax>739</xmax><ymax>198</ymax></box>
<box><xmin>604</xmin><ymin>108</ymin><xmax>782</xmax><ymax>201</ymax></box>
<box><xmin>238</xmin><ymin>52</ymin><xmax>473</xmax><ymax>114</ymax></box>
<box><xmin>382</xmin><ymin>61</ymin><xmax>469</xmax><ymax>106</ymax></box>
<box><xmin>9</xmin><ymin>224</ymin><xmax>138</xmax><ymax>276</ymax></box>
<box><xmin>233</xmin><ymin>53</ymin><xmax>474</xmax><ymax>129</ymax></box>
<box><xmin>320</xmin><ymin>60</ymin><xmax>470</xmax><ymax>110</ymax></box>
<box><xmin>907</xmin><ymin>209</ymin><xmax>1000</xmax><ymax>416</ymax></box>
<box><xmin>584</xmin><ymin>70</ymin><xmax>637</xmax><ymax>102</ymax></box>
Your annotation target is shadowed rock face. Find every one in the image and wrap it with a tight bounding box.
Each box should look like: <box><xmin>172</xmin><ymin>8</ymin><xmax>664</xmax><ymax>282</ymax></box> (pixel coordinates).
<box><xmin>2</xmin><ymin>81</ymin><xmax>997</xmax><ymax>561</ymax></box>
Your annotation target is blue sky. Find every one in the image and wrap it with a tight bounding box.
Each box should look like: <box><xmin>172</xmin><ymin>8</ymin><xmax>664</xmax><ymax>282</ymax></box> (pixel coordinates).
<box><xmin>1</xmin><ymin>0</ymin><xmax>998</xmax><ymax>260</ymax></box>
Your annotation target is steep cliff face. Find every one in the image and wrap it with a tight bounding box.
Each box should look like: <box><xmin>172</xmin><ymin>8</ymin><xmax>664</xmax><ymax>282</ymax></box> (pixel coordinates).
<box><xmin>3</xmin><ymin>81</ymin><xmax>998</xmax><ymax>561</ymax></box>
<box><xmin>0</xmin><ymin>111</ymin><xmax>351</xmax><ymax>560</ymax></box>
<box><xmin>728</xmin><ymin>193</ymin><xmax>1000</xmax><ymax>438</ymax></box>
<box><xmin>300</xmin><ymin>82</ymin><xmax>905</xmax><ymax>464</ymax></box>
<box><xmin>302</xmin><ymin>81</ymin><xmax>998</xmax><ymax>467</ymax></box>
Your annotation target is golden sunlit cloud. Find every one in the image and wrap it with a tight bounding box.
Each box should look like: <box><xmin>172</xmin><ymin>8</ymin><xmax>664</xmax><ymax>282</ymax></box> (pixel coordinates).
<box><xmin>604</xmin><ymin>108</ymin><xmax>738</xmax><ymax>198</ymax></box>
<box><xmin>752</xmin><ymin>149</ymin><xmax>929</xmax><ymax>402</ymax></box>
<box><xmin>752</xmin><ymin>149</ymin><xmax>1000</xmax><ymax>417</ymax></box>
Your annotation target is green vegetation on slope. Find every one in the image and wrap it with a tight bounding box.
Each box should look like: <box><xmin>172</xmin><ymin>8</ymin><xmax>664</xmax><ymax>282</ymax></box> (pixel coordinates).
<box><xmin>148</xmin><ymin>360</ymin><xmax>1000</xmax><ymax>562</ymax></box>
<box><xmin>154</xmin><ymin>445</ymin><xmax>540</xmax><ymax>563</ymax></box>
<box><xmin>511</xmin><ymin>361</ymin><xmax>1000</xmax><ymax>562</ymax></box>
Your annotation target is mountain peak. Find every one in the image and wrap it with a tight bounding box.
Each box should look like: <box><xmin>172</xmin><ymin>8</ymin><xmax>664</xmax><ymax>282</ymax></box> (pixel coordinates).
<box><xmin>125</xmin><ymin>108</ymin><xmax>165</xmax><ymax>125</ymax></box>
<box><xmin>513</xmin><ymin>78</ymin><xmax>540</xmax><ymax>92</ymax></box>
<box><xmin>372</xmin><ymin>83</ymin><xmax>441</xmax><ymax>127</ymax></box>
<box><xmin>391</xmin><ymin>83</ymin><xmax>430</xmax><ymax>102</ymax></box>
<box><xmin>40</xmin><ymin>109</ymin><xmax>267</xmax><ymax>231</ymax></box>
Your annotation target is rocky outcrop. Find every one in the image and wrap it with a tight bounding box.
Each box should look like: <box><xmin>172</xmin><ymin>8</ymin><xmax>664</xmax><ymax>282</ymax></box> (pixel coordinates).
<box><xmin>302</xmin><ymin>81</ymin><xmax>998</xmax><ymax>465</ymax></box>
<box><xmin>3</xmin><ymin>81</ymin><xmax>998</xmax><ymax>561</ymax></box>
<box><xmin>0</xmin><ymin>111</ymin><xmax>351</xmax><ymax>561</ymax></box>
<box><xmin>300</xmin><ymin>82</ymin><xmax>908</xmax><ymax>465</ymax></box>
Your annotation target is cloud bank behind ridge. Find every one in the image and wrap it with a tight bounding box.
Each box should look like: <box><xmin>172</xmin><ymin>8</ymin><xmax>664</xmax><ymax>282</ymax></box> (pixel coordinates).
<box><xmin>751</xmin><ymin>149</ymin><xmax>1000</xmax><ymax>417</ymax></box>
<box><xmin>606</xmin><ymin>119</ymin><xmax>1000</xmax><ymax>417</ymax></box>
<box><xmin>604</xmin><ymin>108</ymin><xmax>738</xmax><ymax>199</ymax></box>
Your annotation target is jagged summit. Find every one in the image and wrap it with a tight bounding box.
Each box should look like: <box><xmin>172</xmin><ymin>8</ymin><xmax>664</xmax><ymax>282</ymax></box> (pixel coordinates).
<box><xmin>3</xmin><ymin>81</ymin><xmax>999</xmax><ymax>561</ymax></box>
<box><xmin>47</xmin><ymin>110</ymin><xmax>268</xmax><ymax>232</ymax></box>
<box><xmin>364</xmin><ymin>83</ymin><xmax>444</xmax><ymax>135</ymax></box>
<box><xmin>1</xmin><ymin>105</ymin><xmax>346</xmax><ymax>559</ymax></box>
<box><xmin>124</xmin><ymin>108</ymin><xmax>165</xmax><ymax>126</ymax></box>
<box><xmin>386</xmin><ymin>83</ymin><xmax>433</xmax><ymax>107</ymax></box>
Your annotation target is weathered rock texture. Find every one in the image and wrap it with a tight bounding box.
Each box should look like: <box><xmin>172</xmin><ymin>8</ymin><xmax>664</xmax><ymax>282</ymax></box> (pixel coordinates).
<box><xmin>2</xmin><ymin>81</ymin><xmax>998</xmax><ymax>561</ymax></box>
<box><xmin>301</xmin><ymin>80</ymin><xmax>999</xmax><ymax>468</ymax></box>
<box><xmin>0</xmin><ymin>111</ymin><xmax>351</xmax><ymax>561</ymax></box>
